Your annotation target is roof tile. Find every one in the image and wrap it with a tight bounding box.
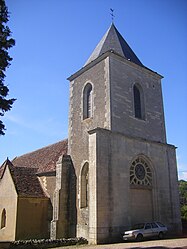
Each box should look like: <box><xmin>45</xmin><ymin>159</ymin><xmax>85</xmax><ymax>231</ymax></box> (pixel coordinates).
<box><xmin>12</xmin><ymin>139</ymin><xmax>68</xmax><ymax>174</ymax></box>
<box><xmin>9</xmin><ymin>164</ymin><xmax>47</xmax><ymax>198</ymax></box>
<box><xmin>0</xmin><ymin>140</ymin><xmax>68</xmax><ymax>197</ymax></box>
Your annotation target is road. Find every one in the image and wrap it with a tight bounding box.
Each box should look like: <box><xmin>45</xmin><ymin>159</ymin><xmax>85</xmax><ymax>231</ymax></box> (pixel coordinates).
<box><xmin>56</xmin><ymin>238</ymin><xmax>187</xmax><ymax>249</ymax></box>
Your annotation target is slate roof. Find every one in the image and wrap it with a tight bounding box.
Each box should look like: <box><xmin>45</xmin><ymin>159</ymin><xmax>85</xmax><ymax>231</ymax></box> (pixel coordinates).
<box><xmin>12</xmin><ymin>139</ymin><xmax>68</xmax><ymax>174</ymax></box>
<box><xmin>85</xmin><ymin>23</ymin><xmax>143</xmax><ymax>67</ymax></box>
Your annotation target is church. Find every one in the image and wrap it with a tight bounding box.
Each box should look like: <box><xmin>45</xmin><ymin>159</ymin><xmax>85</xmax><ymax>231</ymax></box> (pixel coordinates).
<box><xmin>0</xmin><ymin>23</ymin><xmax>182</xmax><ymax>244</ymax></box>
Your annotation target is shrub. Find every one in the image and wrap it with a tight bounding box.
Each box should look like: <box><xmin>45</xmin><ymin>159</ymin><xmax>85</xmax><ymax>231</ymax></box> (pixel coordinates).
<box><xmin>9</xmin><ymin>237</ymin><xmax>88</xmax><ymax>249</ymax></box>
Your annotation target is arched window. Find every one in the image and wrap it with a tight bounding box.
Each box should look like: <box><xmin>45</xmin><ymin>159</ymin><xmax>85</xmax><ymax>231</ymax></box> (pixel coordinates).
<box><xmin>130</xmin><ymin>157</ymin><xmax>152</xmax><ymax>186</ymax></box>
<box><xmin>1</xmin><ymin>209</ymin><xmax>6</xmax><ymax>229</ymax></box>
<box><xmin>80</xmin><ymin>163</ymin><xmax>89</xmax><ymax>208</ymax></box>
<box><xmin>83</xmin><ymin>83</ymin><xmax>93</xmax><ymax>119</ymax></box>
<box><xmin>133</xmin><ymin>84</ymin><xmax>144</xmax><ymax>119</ymax></box>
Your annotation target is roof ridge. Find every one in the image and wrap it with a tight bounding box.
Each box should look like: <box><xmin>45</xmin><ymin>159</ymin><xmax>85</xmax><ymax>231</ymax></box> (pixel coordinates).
<box><xmin>113</xmin><ymin>25</ymin><xmax>143</xmax><ymax>66</ymax></box>
<box><xmin>0</xmin><ymin>158</ymin><xmax>14</xmax><ymax>179</ymax></box>
<box><xmin>11</xmin><ymin>139</ymin><xmax>68</xmax><ymax>173</ymax></box>
<box><xmin>12</xmin><ymin>139</ymin><xmax>68</xmax><ymax>162</ymax></box>
<box><xmin>84</xmin><ymin>24</ymin><xmax>142</xmax><ymax>67</ymax></box>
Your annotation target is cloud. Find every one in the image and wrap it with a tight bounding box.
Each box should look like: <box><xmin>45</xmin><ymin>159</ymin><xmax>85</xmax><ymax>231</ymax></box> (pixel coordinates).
<box><xmin>177</xmin><ymin>161</ymin><xmax>187</xmax><ymax>181</ymax></box>
<box><xmin>178</xmin><ymin>171</ymin><xmax>187</xmax><ymax>181</ymax></box>
<box><xmin>4</xmin><ymin>113</ymin><xmax>67</xmax><ymax>137</ymax></box>
<box><xmin>4</xmin><ymin>113</ymin><xmax>24</xmax><ymax>125</ymax></box>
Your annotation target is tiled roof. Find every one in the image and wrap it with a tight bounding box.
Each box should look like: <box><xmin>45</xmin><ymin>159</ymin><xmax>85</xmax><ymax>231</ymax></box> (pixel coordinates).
<box><xmin>85</xmin><ymin>23</ymin><xmax>143</xmax><ymax>67</ymax></box>
<box><xmin>9</xmin><ymin>164</ymin><xmax>47</xmax><ymax>198</ymax></box>
<box><xmin>0</xmin><ymin>159</ymin><xmax>47</xmax><ymax>198</ymax></box>
<box><xmin>12</xmin><ymin>139</ymin><xmax>68</xmax><ymax>174</ymax></box>
<box><xmin>0</xmin><ymin>140</ymin><xmax>68</xmax><ymax>197</ymax></box>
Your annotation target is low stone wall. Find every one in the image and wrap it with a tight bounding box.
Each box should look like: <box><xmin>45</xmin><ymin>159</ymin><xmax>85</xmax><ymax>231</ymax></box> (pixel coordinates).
<box><xmin>8</xmin><ymin>237</ymin><xmax>87</xmax><ymax>249</ymax></box>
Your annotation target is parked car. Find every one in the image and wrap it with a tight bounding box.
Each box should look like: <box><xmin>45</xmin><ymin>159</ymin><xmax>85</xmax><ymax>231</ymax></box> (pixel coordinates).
<box><xmin>123</xmin><ymin>222</ymin><xmax>167</xmax><ymax>241</ymax></box>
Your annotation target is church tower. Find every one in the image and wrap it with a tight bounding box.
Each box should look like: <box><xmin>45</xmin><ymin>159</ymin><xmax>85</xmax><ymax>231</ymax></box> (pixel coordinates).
<box><xmin>68</xmin><ymin>24</ymin><xmax>181</xmax><ymax>243</ymax></box>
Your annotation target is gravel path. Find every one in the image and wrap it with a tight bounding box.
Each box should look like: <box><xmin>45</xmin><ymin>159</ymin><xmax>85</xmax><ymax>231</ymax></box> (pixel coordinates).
<box><xmin>54</xmin><ymin>238</ymin><xmax>187</xmax><ymax>249</ymax></box>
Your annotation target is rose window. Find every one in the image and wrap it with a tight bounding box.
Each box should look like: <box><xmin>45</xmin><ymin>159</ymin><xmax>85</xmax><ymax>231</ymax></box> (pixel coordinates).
<box><xmin>130</xmin><ymin>157</ymin><xmax>152</xmax><ymax>186</ymax></box>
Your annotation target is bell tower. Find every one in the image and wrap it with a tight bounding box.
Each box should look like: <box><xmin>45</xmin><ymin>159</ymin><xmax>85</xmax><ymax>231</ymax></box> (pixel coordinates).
<box><xmin>68</xmin><ymin>24</ymin><xmax>166</xmax><ymax>144</ymax></box>
<box><xmin>68</xmin><ymin>24</ymin><xmax>181</xmax><ymax>243</ymax></box>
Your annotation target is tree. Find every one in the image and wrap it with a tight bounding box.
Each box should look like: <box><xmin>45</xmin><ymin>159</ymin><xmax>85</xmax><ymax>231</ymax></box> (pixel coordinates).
<box><xmin>0</xmin><ymin>0</ymin><xmax>15</xmax><ymax>135</ymax></box>
<box><xmin>179</xmin><ymin>180</ymin><xmax>187</xmax><ymax>221</ymax></box>
<box><xmin>181</xmin><ymin>205</ymin><xmax>187</xmax><ymax>221</ymax></box>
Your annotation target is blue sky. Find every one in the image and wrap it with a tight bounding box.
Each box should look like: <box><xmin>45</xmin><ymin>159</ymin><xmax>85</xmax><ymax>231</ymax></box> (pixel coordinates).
<box><xmin>1</xmin><ymin>0</ymin><xmax>187</xmax><ymax>180</ymax></box>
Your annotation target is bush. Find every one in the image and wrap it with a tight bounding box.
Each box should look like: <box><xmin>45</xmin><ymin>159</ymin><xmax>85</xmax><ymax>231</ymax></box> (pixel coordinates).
<box><xmin>181</xmin><ymin>205</ymin><xmax>187</xmax><ymax>220</ymax></box>
<box><xmin>9</xmin><ymin>237</ymin><xmax>88</xmax><ymax>249</ymax></box>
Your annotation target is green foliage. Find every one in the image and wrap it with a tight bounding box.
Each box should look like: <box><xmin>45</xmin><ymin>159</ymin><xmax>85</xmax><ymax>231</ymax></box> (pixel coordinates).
<box><xmin>179</xmin><ymin>180</ymin><xmax>187</xmax><ymax>221</ymax></box>
<box><xmin>0</xmin><ymin>0</ymin><xmax>16</xmax><ymax>135</ymax></box>
<box><xmin>179</xmin><ymin>180</ymin><xmax>187</xmax><ymax>200</ymax></box>
<box><xmin>181</xmin><ymin>205</ymin><xmax>187</xmax><ymax>220</ymax></box>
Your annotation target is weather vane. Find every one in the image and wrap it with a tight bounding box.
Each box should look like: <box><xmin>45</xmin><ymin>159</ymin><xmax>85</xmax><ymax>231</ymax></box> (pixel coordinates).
<box><xmin>110</xmin><ymin>8</ymin><xmax>115</xmax><ymax>22</ymax></box>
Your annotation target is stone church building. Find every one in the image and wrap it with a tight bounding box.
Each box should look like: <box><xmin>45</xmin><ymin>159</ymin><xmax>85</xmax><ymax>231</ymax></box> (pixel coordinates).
<box><xmin>0</xmin><ymin>24</ymin><xmax>182</xmax><ymax>243</ymax></box>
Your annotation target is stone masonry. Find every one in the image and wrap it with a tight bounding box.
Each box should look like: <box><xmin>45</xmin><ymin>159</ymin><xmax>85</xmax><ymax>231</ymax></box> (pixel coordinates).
<box><xmin>66</xmin><ymin>24</ymin><xmax>182</xmax><ymax>243</ymax></box>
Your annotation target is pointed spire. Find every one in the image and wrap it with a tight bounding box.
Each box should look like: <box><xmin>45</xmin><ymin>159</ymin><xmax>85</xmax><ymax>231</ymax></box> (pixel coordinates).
<box><xmin>85</xmin><ymin>23</ymin><xmax>143</xmax><ymax>67</ymax></box>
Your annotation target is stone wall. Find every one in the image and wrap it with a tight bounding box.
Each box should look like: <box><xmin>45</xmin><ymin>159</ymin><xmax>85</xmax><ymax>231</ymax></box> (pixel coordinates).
<box><xmin>51</xmin><ymin>155</ymin><xmax>76</xmax><ymax>239</ymax></box>
<box><xmin>16</xmin><ymin>197</ymin><xmax>51</xmax><ymax>240</ymax></box>
<box><xmin>39</xmin><ymin>175</ymin><xmax>56</xmax><ymax>204</ymax></box>
<box><xmin>109</xmin><ymin>54</ymin><xmax>166</xmax><ymax>143</ymax></box>
<box><xmin>67</xmin><ymin>52</ymin><xmax>181</xmax><ymax>243</ymax></box>
<box><xmin>68</xmin><ymin>58</ymin><xmax>111</xmax><ymax>240</ymax></box>
<box><xmin>88</xmin><ymin>128</ymin><xmax>181</xmax><ymax>243</ymax></box>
